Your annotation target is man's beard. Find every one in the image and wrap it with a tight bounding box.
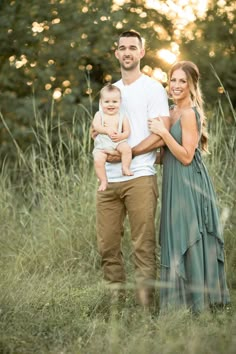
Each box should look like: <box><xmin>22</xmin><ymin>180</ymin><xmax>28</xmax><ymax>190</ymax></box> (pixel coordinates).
<box><xmin>120</xmin><ymin>59</ymin><xmax>139</xmax><ymax>71</ymax></box>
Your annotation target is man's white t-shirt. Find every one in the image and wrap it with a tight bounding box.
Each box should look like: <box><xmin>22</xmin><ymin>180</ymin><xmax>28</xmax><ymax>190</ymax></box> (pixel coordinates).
<box><xmin>106</xmin><ymin>74</ymin><xmax>169</xmax><ymax>182</ymax></box>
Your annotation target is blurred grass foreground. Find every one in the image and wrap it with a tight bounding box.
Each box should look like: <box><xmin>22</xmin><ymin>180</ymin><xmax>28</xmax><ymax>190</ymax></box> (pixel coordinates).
<box><xmin>0</xmin><ymin>92</ymin><xmax>235</xmax><ymax>353</ymax></box>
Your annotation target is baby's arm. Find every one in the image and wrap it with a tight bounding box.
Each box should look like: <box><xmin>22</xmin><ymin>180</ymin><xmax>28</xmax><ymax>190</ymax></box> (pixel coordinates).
<box><xmin>92</xmin><ymin>112</ymin><xmax>116</xmax><ymax>136</ymax></box>
<box><xmin>110</xmin><ymin>116</ymin><xmax>130</xmax><ymax>142</ymax></box>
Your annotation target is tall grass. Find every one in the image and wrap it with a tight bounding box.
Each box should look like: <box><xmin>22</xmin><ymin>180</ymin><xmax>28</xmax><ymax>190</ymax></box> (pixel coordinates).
<box><xmin>0</xmin><ymin>94</ymin><xmax>235</xmax><ymax>353</ymax></box>
<box><xmin>205</xmin><ymin>75</ymin><xmax>236</xmax><ymax>289</ymax></box>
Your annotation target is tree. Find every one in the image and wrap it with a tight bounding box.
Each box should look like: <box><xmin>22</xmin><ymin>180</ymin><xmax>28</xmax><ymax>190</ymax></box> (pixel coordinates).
<box><xmin>0</xmin><ymin>0</ymin><xmax>173</xmax><ymax>165</ymax></box>
<box><xmin>179</xmin><ymin>0</ymin><xmax>236</xmax><ymax>108</ymax></box>
<box><xmin>1</xmin><ymin>0</ymin><xmax>235</xmax><ymax>167</ymax></box>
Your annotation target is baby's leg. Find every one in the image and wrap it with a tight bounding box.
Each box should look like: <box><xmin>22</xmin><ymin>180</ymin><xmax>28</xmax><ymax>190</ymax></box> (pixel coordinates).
<box><xmin>93</xmin><ymin>151</ymin><xmax>108</xmax><ymax>191</ymax></box>
<box><xmin>116</xmin><ymin>142</ymin><xmax>133</xmax><ymax>176</ymax></box>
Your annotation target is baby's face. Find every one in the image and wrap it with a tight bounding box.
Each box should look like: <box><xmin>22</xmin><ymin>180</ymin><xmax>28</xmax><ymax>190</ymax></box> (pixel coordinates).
<box><xmin>100</xmin><ymin>91</ymin><xmax>121</xmax><ymax>116</ymax></box>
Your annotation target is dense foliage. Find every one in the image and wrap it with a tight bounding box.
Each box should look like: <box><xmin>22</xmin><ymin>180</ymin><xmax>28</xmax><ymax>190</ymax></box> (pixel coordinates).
<box><xmin>0</xmin><ymin>0</ymin><xmax>235</xmax><ymax>165</ymax></box>
<box><xmin>179</xmin><ymin>0</ymin><xmax>236</xmax><ymax>107</ymax></box>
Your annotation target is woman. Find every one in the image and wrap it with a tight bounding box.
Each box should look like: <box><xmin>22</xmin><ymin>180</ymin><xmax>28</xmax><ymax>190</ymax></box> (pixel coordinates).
<box><xmin>148</xmin><ymin>61</ymin><xmax>230</xmax><ymax>313</ymax></box>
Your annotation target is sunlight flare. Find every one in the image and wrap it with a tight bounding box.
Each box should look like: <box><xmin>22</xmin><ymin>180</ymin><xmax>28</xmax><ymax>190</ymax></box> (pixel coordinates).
<box><xmin>157</xmin><ymin>49</ymin><xmax>177</xmax><ymax>64</ymax></box>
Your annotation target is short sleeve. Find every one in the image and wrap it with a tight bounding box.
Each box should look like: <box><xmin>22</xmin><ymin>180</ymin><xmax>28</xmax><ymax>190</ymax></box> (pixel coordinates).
<box><xmin>147</xmin><ymin>81</ymin><xmax>169</xmax><ymax>118</ymax></box>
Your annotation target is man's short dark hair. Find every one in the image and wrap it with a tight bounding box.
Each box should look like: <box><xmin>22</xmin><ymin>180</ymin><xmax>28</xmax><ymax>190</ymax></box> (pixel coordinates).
<box><xmin>118</xmin><ymin>30</ymin><xmax>143</xmax><ymax>47</ymax></box>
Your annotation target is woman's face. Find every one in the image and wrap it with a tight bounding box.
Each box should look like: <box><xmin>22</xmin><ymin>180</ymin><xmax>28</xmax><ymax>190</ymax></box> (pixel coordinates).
<box><xmin>169</xmin><ymin>68</ymin><xmax>190</xmax><ymax>101</ymax></box>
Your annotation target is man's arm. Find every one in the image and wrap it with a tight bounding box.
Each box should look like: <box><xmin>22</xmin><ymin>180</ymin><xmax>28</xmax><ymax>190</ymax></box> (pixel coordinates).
<box><xmin>132</xmin><ymin>116</ymin><xmax>170</xmax><ymax>156</ymax></box>
<box><xmin>106</xmin><ymin>116</ymin><xmax>169</xmax><ymax>162</ymax></box>
<box><xmin>105</xmin><ymin>133</ymin><xmax>164</xmax><ymax>163</ymax></box>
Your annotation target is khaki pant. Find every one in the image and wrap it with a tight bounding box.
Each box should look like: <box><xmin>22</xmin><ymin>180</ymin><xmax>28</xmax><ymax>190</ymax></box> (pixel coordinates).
<box><xmin>96</xmin><ymin>175</ymin><xmax>158</xmax><ymax>300</ymax></box>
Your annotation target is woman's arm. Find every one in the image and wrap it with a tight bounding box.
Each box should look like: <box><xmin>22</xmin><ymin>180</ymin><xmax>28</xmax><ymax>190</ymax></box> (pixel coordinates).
<box><xmin>132</xmin><ymin>116</ymin><xmax>169</xmax><ymax>156</ymax></box>
<box><xmin>148</xmin><ymin>110</ymin><xmax>198</xmax><ymax>165</ymax></box>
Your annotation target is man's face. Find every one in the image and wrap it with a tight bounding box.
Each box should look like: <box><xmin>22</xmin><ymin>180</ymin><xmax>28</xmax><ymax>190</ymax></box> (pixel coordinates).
<box><xmin>115</xmin><ymin>36</ymin><xmax>145</xmax><ymax>71</ymax></box>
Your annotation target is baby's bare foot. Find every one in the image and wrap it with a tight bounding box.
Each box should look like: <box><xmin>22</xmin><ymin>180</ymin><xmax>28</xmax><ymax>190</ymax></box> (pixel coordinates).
<box><xmin>122</xmin><ymin>168</ymin><xmax>134</xmax><ymax>176</ymax></box>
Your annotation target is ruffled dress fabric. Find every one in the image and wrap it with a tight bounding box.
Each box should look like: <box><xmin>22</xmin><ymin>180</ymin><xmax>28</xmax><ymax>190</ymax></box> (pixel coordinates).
<box><xmin>159</xmin><ymin>107</ymin><xmax>230</xmax><ymax>312</ymax></box>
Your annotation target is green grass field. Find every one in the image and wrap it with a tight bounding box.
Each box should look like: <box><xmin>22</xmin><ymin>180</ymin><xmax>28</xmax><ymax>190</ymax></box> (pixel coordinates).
<box><xmin>0</xmin><ymin>97</ymin><xmax>235</xmax><ymax>353</ymax></box>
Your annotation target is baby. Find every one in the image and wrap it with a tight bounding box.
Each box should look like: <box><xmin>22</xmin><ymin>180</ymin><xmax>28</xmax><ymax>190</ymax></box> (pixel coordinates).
<box><xmin>92</xmin><ymin>83</ymin><xmax>133</xmax><ymax>191</ymax></box>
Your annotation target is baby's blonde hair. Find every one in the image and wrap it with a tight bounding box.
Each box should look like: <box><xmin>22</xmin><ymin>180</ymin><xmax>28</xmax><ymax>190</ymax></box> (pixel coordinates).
<box><xmin>100</xmin><ymin>83</ymin><xmax>121</xmax><ymax>99</ymax></box>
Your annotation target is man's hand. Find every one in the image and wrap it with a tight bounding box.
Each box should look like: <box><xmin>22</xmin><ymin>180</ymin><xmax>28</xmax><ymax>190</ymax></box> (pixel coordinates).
<box><xmin>155</xmin><ymin>147</ymin><xmax>164</xmax><ymax>165</ymax></box>
<box><xmin>104</xmin><ymin>150</ymin><xmax>121</xmax><ymax>163</ymax></box>
<box><xmin>90</xmin><ymin>125</ymin><xmax>98</xmax><ymax>140</ymax></box>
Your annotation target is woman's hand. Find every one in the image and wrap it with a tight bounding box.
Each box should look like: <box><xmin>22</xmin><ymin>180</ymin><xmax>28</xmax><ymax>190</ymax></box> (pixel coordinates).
<box><xmin>148</xmin><ymin>118</ymin><xmax>167</xmax><ymax>137</ymax></box>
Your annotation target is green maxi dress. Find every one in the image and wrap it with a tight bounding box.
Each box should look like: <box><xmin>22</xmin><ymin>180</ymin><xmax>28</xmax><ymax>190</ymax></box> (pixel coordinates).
<box><xmin>160</xmin><ymin>107</ymin><xmax>230</xmax><ymax>313</ymax></box>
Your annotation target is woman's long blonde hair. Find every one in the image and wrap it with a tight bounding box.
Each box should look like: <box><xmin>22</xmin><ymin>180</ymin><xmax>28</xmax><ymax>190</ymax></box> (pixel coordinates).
<box><xmin>169</xmin><ymin>61</ymin><xmax>208</xmax><ymax>152</ymax></box>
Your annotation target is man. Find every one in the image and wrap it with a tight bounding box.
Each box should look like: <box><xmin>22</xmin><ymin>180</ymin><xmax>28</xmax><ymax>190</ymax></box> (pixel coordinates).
<box><xmin>94</xmin><ymin>30</ymin><xmax>169</xmax><ymax>307</ymax></box>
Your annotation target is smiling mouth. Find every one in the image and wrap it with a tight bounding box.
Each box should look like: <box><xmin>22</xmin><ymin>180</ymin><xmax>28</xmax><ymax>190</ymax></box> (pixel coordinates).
<box><xmin>172</xmin><ymin>90</ymin><xmax>182</xmax><ymax>94</ymax></box>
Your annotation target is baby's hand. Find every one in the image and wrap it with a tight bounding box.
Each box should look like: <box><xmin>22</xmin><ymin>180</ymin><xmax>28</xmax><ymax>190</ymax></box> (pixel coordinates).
<box><xmin>106</xmin><ymin>127</ymin><xmax>117</xmax><ymax>137</ymax></box>
<box><xmin>110</xmin><ymin>132</ymin><xmax>122</xmax><ymax>142</ymax></box>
